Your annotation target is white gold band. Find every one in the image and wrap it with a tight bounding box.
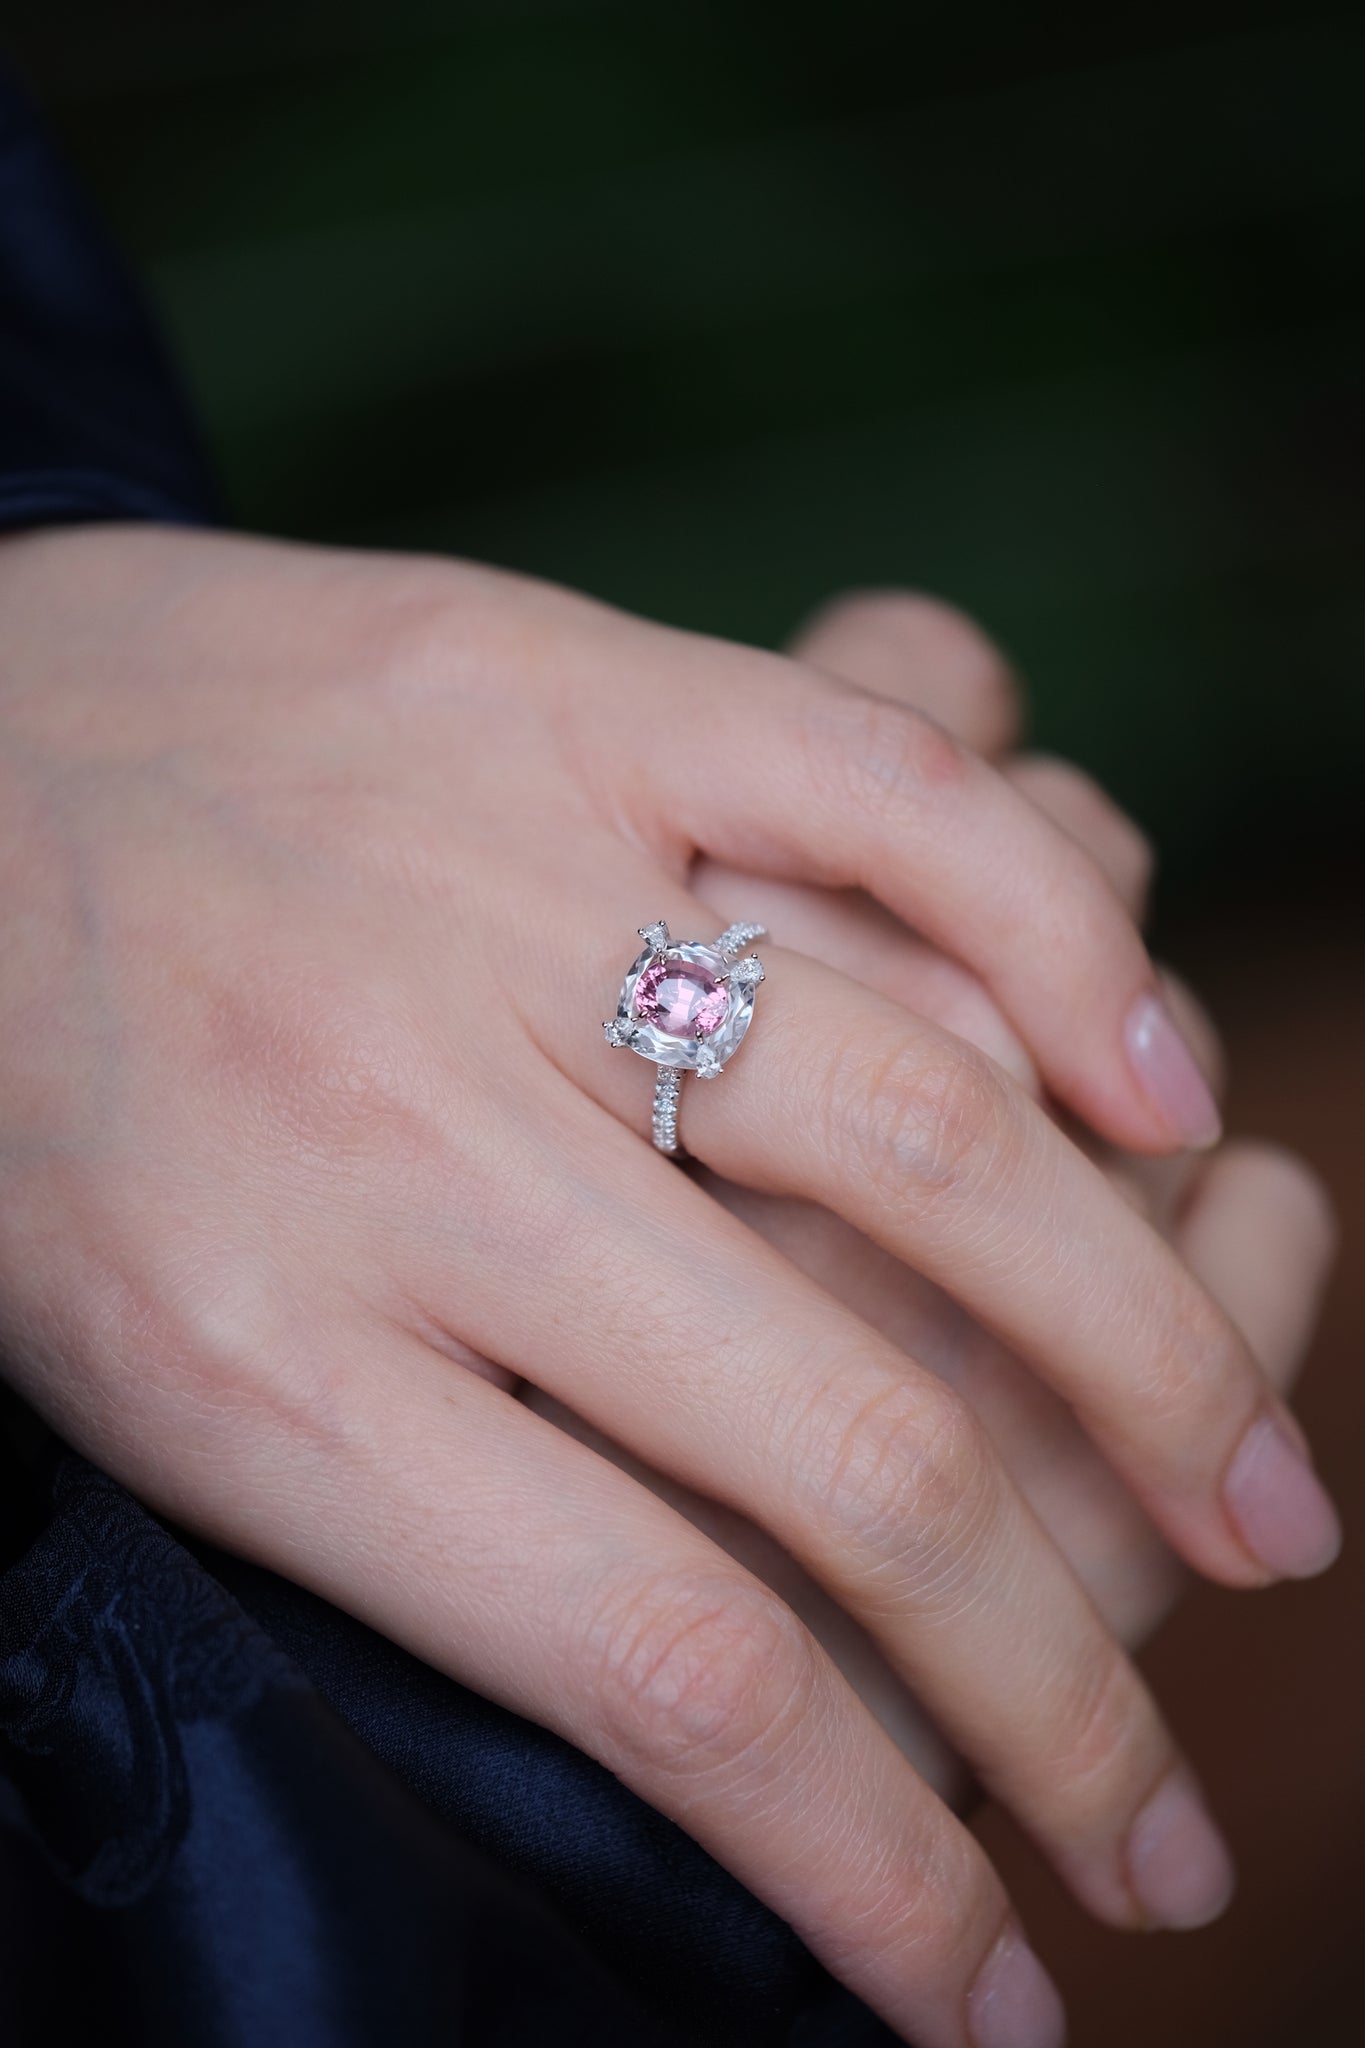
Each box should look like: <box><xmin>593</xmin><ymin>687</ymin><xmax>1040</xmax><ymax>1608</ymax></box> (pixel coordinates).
<box><xmin>652</xmin><ymin>1067</ymin><xmax>684</xmax><ymax>1157</ymax></box>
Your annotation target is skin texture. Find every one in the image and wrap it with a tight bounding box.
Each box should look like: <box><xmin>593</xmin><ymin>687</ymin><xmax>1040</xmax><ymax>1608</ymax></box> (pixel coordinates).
<box><xmin>567</xmin><ymin>592</ymin><xmax>1334</xmax><ymax>1804</ymax></box>
<box><xmin>0</xmin><ymin>535</ymin><xmax>1339</xmax><ymax>2048</ymax></box>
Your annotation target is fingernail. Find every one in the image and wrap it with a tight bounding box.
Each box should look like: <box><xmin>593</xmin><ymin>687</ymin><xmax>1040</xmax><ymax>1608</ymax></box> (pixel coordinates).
<box><xmin>1123</xmin><ymin>992</ymin><xmax>1222</xmax><ymax>1148</ymax></box>
<box><xmin>1125</xmin><ymin>1770</ymin><xmax>1236</xmax><ymax>1929</ymax></box>
<box><xmin>1223</xmin><ymin>1411</ymin><xmax>1343</xmax><ymax>1578</ymax></box>
<box><xmin>968</xmin><ymin>1924</ymin><xmax>1067</xmax><ymax>2048</ymax></box>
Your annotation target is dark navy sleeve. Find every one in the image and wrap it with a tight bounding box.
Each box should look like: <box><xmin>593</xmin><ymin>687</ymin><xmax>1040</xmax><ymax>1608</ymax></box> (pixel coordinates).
<box><xmin>0</xmin><ymin>63</ymin><xmax>220</xmax><ymax>535</ymax></box>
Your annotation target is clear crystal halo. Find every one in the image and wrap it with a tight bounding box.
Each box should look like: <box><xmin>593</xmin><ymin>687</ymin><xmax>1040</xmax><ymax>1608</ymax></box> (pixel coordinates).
<box><xmin>603</xmin><ymin>920</ymin><xmax>766</xmax><ymax>1080</ymax></box>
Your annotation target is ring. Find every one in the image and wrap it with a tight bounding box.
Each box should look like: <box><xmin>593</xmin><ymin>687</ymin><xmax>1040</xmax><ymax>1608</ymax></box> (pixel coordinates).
<box><xmin>603</xmin><ymin>919</ymin><xmax>768</xmax><ymax>1156</ymax></box>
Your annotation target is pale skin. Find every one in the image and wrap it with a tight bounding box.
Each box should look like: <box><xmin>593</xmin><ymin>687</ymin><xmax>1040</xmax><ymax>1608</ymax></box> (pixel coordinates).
<box><xmin>0</xmin><ymin>530</ymin><xmax>1340</xmax><ymax>2048</ymax></box>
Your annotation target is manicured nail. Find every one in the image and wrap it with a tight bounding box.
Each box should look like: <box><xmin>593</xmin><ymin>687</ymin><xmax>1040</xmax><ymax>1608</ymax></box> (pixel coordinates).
<box><xmin>968</xmin><ymin>1925</ymin><xmax>1067</xmax><ymax>2048</ymax></box>
<box><xmin>1223</xmin><ymin>1412</ymin><xmax>1343</xmax><ymax>1579</ymax></box>
<box><xmin>1125</xmin><ymin>1771</ymin><xmax>1236</xmax><ymax>1929</ymax></box>
<box><xmin>1123</xmin><ymin>992</ymin><xmax>1222</xmax><ymax>1148</ymax></box>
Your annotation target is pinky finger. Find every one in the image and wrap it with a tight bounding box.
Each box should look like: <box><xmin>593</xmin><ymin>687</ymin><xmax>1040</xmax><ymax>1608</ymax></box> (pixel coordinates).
<box><xmin>192</xmin><ymin>1327</ymin><xmax>1063</xmax><ymax>2048</ymax></box>
<box><xmin>787</xmin><ymin>590</ymin><xmax>1024</xmax><ymax>758</ymax></box>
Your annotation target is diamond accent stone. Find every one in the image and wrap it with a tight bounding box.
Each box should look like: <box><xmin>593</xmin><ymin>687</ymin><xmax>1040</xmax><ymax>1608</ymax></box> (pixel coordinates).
<box><xmin>635</xmin><ymin>956</ymin><xmax>728</xmax><ymax>1038</ymax></box>
<box><xmin>603</xmin><ymin>1019</ymin><xmax>635</xmax><ymax>1048</ymax></box>
<box><xmin>728</xmin><ymin>955</ymin><xmax>765</xmax><ymax>987</ymax></box>
<box><xmin>695</xmin><ymin>1044</ymin><xmax>723</xmax><ymax>1078</ymax></box>
<box><xmin>637</xmin><ymin>920</ymin><xmax>671</xmax><ymax>953</ymax></box>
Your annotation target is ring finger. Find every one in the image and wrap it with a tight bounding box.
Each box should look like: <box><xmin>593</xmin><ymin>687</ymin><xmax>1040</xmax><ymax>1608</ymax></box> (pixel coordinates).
<box><xmin>572</xmin><ymin>908</ymin><xmax>1337</xmax><ymax>1590</ymax></box>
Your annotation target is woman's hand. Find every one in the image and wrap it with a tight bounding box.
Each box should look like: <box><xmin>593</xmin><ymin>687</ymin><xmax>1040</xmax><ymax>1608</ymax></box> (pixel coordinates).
<box><xmin>531</xmin><ymin>594</ymin><xmax>1334</xmax><ymax>1847</ymax></box>
<box><xmin>0</xmin><ymin>529</ymin><xmax>1340</xmax><ymax>2048</ymax></box>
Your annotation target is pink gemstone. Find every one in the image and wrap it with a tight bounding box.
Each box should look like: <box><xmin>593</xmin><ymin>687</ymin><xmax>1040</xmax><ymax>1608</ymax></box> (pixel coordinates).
<box><xmin>634</xmin><ymin>956</ymin><xmax>728</xmax><ymax>1038</ymax></box>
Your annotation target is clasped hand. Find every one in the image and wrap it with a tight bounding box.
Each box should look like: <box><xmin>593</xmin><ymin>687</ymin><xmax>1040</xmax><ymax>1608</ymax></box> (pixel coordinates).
<box><xmin>0</xmin><ymin>528</ymin><xmax>1339</xmax><ymax>2048</ymax></box>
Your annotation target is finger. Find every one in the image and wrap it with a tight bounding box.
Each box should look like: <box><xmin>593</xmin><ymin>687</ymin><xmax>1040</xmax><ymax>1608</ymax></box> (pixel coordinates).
<box><xmin>788</xmin><ymin>589</ymin><xmax>1024</xmax><ymax>757</ymax></box>
<box><xmin>1178</xmin><ymin>1142</ymin><xmax>1338</xmax><ymax>1387</ymax></box>
<box><xmin>958</xmin><ymin>1139</ymin><xmax>1336</xmax><ymax>1644</ymax></box>
<box><xmin>788</xmin><ymin>600</ymin><xmax>1152</xmax><ymax>923</ymax></box>
<box><xmin>1081</xmin><ymin>968</ymin><xmax>1225</xmax><ymax>1228</ymax></box>
<box><xmin>642</xmin><ymin>640</ymin><xmax>1220</xmax><ymax>1153</ymax></box>
<box><xmin>686</xmin><ymin>897</ymin><xmax>1228</xmax><ymax>1118</ymax></box>
<box><xmin>588</xmin><ymin>937</ymin><xmax>1340</xmax><ymax>1589</ymax></box>
<box><xmin>520</xmin><ymin>1371</ymin><xmax>968</xmax><ymax>1796</ymax></box>
<box><xmin>690</xmin><ymin>861</ymin><xmax>1041</xmax><ymax>1092</ymax></box>
<box><xmin>699</xmin><ymin>758</ymin><xmax>1162</xmax><ymax>1089</ymax></box>
<box><xmin>1070</xmin><ymin>1142</ymin><xmax>1339</xmax><ymax>1652</ymax></box>
<box><xmin>1027</xmin><ymin>1141</ymin><xmax>1335</xmax><ymax>1594</ymax></box>
<box><xmin>1157</xmin><ymin>966</ymin><xmax>1226</xmax><ymax>1105</ymax></box>
<box><xmin>1002</xmin><ymin>755</ymin><xmax>1154</xmax><ymax>921</ymax></box>
<box><xmin>690</xmin><ymin>1137</ymin><xmax>1335</xmax><ymax>1691</ymax></box>
<box><xmin>452</xmin><ymin>1083</ymin><xmax>1234</xmax><ymax>1936</ymax></box>
<box><xmin>1019</xmin><ymin>1140</ymin><xmax>1340</xmax><ymax>1726</ymax></box>
<box><xmin>142</xmin><ymin>1315</ymin><xmax>1060</xmax><ymax>2048</ymax></box>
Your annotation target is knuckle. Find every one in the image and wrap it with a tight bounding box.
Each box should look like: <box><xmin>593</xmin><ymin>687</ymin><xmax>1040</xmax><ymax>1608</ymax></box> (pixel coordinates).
<box><xmin>1049</xmin><ymin>1643</ymin><xmax>1159</xmax><ymax>1812</ymax></box>
<box><xmin>589</xmin><ymin>1571</ymin><xmax>817</xmax><ymax>1782</ymax></box>
<box><xmin>339</xmin><ymin>559</ymin><xmax>493</xmax><ymax>707</ymax></box>
<box><xmin>913</xmin><ymin>972</ymin><xmax>1040</xmax><ymax>1097</ymax></box>
<box><xmin>798</xmin><ymin>1371</ymin><xmax>996</xmax><ymax>1590</ymax></box>
<box><xmin>806</xmin><ymin>1817</ymin><xmax>995</xmax><ymax>1991</ymax></box>
<box><xmin>903</xmin><ymin>1880</ymin><xmax>1002</xmax><ymax>1985</ymax></box>
<box><xmin>826</xmin><ymin>1028</ymin><xmax>1017</xmax><ymax>1216</ymax></box>
<box><xmin>810</xmin><ymin>686</ymin><xmax>971</xmax><ymax>815</ymax></box>
<box><xmin>1119</xmin><ymin>1273</ymin><xmax>1244</xmax><ymax>1437</ymax></box>
<box><xmin>842</xmin><ymin>1864</ymin><xmax>991</xmax><ymax>1989</ymax></box>
<box><xmin>205</xmin><ymin>961</ymin><xmax>455</xmax><ymax>1178</ymax></box>
<box><xmin>25</xmin><ymin>1188</ymin><xmax>354</xmax><ymax>1469</ymax></box>
<box><xmin>285</xmin><ymin>557</ymin><xmax>461</xmax><ymax>713</ymax></box>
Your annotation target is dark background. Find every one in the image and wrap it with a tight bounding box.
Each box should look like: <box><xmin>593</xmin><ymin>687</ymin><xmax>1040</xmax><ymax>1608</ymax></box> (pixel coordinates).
<box><xmin>8</xmin><ymin>5</ymin><xmax>1364</xmax><ymax>2044</ymax></box>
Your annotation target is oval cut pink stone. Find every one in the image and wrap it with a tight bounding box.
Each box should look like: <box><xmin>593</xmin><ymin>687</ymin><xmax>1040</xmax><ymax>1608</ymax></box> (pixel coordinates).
<box><xmin>634</xmin><ymin>955</ymin><xmax>728</xmax><ymax>1038</ymax></box>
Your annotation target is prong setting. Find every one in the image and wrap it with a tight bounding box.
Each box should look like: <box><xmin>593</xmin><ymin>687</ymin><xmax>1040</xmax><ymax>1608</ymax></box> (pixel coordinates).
<box><xmin>608</xmin><ymin>921</ymin><xmax>766</xmax><ymax>1150</ymax></box>
<box><xmin>726</xmin><ymin>955</ymin><xmax>765</xmax><ymax>989</ymax></box>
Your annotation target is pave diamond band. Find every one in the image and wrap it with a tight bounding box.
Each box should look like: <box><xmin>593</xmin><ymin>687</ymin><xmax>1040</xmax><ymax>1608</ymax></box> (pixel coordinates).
<box><xmin>652</xmin><ymin>1067</ymin><xmax>683</xmax><ymax>1156</ymax></box>
<box><xmin>604</xmin><ymin>918</ymin><xmax>768</xmax><ymax>1156</ymax></box>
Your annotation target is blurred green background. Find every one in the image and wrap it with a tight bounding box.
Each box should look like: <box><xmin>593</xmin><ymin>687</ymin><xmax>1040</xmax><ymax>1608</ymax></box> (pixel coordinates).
<box><xmin>9</xmin><ymin>1</ymin><xmax>1364</xmax><ymax>891</ymax></box>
